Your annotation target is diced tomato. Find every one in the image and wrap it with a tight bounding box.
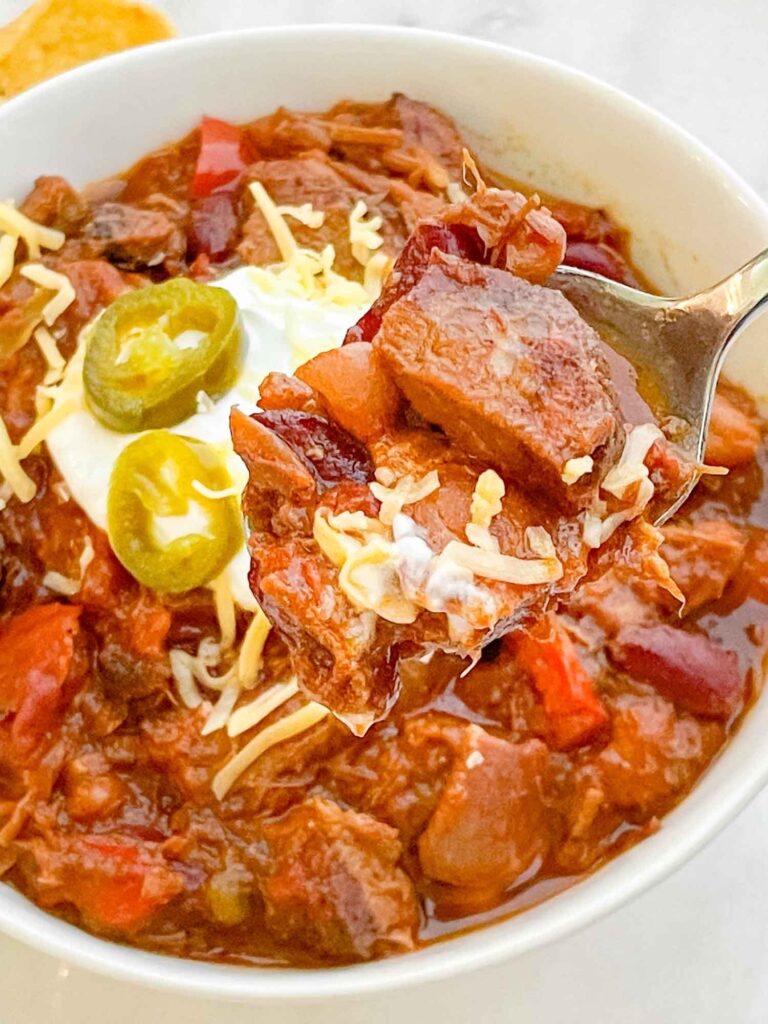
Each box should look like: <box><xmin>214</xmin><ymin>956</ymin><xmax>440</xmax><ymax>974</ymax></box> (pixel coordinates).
<box><xmin>705</xmin><ymin>392</ymin><xmax>761</xmax><ymax>468</ymax></box>
<box><xmin>40</xmin><ymin>836</ymin><xmax>183</xmax><ymax>933</ymax></box>
<box><xmin>122</xmin><ymin>591</ymin><xmax>172</xmax><ymax>657</ymax></box>
<box><xmin>514</xmin><ymin>618</ymin><xmax>608</xmax><ymax>750</ymax></box>
<box><xmin>190</xmin><ymin>116</ymin><xmax>249</xmax><ymax>199</ymax></box>
<box><xmin>0</xmin><ymin>604</ymin><xmax>81</xmax><ymax>760</ymax></box>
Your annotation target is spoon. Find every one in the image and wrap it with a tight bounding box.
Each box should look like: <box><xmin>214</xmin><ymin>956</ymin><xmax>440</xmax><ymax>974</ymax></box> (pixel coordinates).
<box><xmin>549</xmin><ymin>250</ymin><xmax>768</xmax><ymax>520</ymax></box>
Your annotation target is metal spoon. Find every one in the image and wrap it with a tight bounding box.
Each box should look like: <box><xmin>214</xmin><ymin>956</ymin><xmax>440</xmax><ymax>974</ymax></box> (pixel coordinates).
<box><xmin>550</xmin><ymin>250</ymin><xmax>768</xmax><ymax>520</ymax></box>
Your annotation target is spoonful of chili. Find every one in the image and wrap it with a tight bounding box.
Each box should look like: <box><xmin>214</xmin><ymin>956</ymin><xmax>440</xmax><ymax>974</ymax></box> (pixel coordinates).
<box><xmin>549</xmin><ymin>250</ymin><xmax>768</xmax><ymax>520</ymax></box>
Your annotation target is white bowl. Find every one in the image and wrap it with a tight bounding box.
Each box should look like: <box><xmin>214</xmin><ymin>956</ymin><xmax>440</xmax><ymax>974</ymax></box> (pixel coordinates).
<box><xmin>1</xmin><ymin>24</ymin><xmax>767</xmax><ymax>1004</ymax></box>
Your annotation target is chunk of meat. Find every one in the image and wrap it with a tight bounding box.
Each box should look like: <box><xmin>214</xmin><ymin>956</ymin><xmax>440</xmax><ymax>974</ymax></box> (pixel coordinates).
<box><xmin>254</xmin><ymin>538</ymin><xmax>394</xmax><ymax>724</ymax></box>
<box><xmin>418</xmin><ymin>728</ymin><xmax>551</xmax><ymax>889</ymax></box>
<box><xmin>596</xmin><ymin>692</ymin><xmax>724</xmax><ymax>812</ymax></box>
<box><xmin>661</xmin><ymin>519</ymin><xmax>746</xmax><ymax>612</ymax></box>
<box><xmin>0</xmin><ymin>603</ymin><xmax>81</xmax><ymax>761</ymax></box>
<box><xmin>20</xmin><ymin>176</ymin><xmax>90</xmax><ymax>234</ymax></box>
<box><xmin>59</xmin><ymin>259</ymin><xmax>132</xmax><ymax>329</ymax></box>
<box><xmin>188</xmin><ymin>192</ymin><xmax>240</xmax><ymax>260</ymax></box>
<box><xmin>609</xmin><ymin>624</ymin><xmax>744</xmax><ymax>720</ymax></box>
<box><xmin>325</xmin><ymin>712</ymin><xmax>457</xmax><ymax>843</ymax></box>
<box><xmin>259</xmin><ymin>797</ymin><xmax>418</xmax><ymax>961</ymax></box>
<box><xmin>296</xmin><ymin>343</ymin><xmax>402</xmax><ymax>442</ymax></box>
<box><xmin>706</xmin><ymin>392</ymin><xmax>760</xmax><ymax>468</ymax></box>
<box><xmin>26</xmin><ymin>834</ymin><xmax>184</xmax><ymax>933</ymax></box>
<box><xmin>374</xmin><ymin>252</ymin><xmax>622</xmax><ymax>507</ymax></box>
<box><xmin>513</xmin><ymin>618</ymin><xmax>608</xmax><ymax>749</ymax></box>
<box><xmin>86</xmin><ymin>202</ymin><xmax>184</xmax><ymax>270</ymax></box>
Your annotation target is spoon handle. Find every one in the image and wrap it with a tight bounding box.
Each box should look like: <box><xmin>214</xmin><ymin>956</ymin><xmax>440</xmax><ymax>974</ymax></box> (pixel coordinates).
<box><xmin>678</xmin><ymin>246</ymin><xmax>768</xmax><ymax>344</ymax></box>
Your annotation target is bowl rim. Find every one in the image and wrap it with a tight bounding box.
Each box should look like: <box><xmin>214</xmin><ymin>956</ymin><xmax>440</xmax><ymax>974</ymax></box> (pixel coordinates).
<box><xmin>3</xmin><ymin>21</ymin><xmax>768</xmax><ymax>1003</ymax></box>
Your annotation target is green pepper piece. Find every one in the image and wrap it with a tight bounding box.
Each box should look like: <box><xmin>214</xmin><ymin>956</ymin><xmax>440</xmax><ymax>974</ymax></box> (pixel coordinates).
<box><xmin>84</xmin><ymin>279</ymin><xmax>245</xmax><ymax>433</ymax></box>
<box><xmin>107</xmin><ymin>430</ymin><xmax>242</xmax><ymax>593</ymax></box>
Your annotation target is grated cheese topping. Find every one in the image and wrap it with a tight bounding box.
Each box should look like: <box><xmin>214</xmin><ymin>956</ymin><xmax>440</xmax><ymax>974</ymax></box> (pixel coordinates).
<box><xmin>583</xmin><ymin>423</ymin><xmax>665</xmax><ymax>549</ymax></box>
<box><xmin>0</xmin><ymin>233</ymin><xmax>18</xmax><ymax>288</ymax></box>
<box><xmin>0</xmin><ymin>415</ymin><xmax>35</xmax><ymax>503</ymax></box>
<box><xmin>237</xmin><ymin>606</ymin><xmax>272</xmax><ymax>689</ymax></box>
<box><xmin>211</xmin><ymin>572</ymin><xmax>237</xmax><ymax>652</ymax></box>
<box><xmin>440</xmin><ymin>539</ymin><xmax>563</xmax><ymax>585</ymax></box>
<box><xmin>466</xmin><ymin>469</ymin><xmax>505</xmax><ymax>551</ymax></box>
<box><xmin>212</xmin><ymin>701</ymin><xmax>329</xmax><ymax>800</ymax></box>
<box><xmin>0</xmin><ymin>202</ymin><xmax>64</xmax><ymax>260</ymax></box>
<box><xmin>370</xmin><ymin>470</ymin><xmax>440</xmax><ymax>526</ymax></box>
<box><xmin>20</xmin><ymin>263</ymin><xmax>75</xmax><ymax>326</ymax></box>
<box><xmin>276</xmin><ymin>203</ymin><xmax>325</xmax><ymax>229</ymax></box>
<box><xmin>561</xmin><ymin>455</ymin><xmax>594</xmax><ymax>485</ymax></box>
<box><xmin>34</xmin><ymin>325</ymin><xmax>65</xmax><ymax>385</ymax></box>
<box><xmin>227</xmin><ymin>678</ymin><xmax>300</xmax><ymax>738</ymax></box>
<box><xmin>349</xmin><ymin>200</ymin><xmax>384</xmax><ymax>266</ymax></box>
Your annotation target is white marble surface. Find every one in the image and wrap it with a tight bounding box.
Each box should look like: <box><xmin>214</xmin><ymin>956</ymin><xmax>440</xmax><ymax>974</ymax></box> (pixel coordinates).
<box><xmin>2</xmin><ymin>1</ymin><xmax>768</xmax><ymax>1021</ymax></box>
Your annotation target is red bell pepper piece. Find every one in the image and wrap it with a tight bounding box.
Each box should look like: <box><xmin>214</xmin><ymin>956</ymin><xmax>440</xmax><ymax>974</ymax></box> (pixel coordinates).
<box><xmin>46</xmin><ymin>836</ymin><xmax>184</xmax><ymax>933</ymax></box>
<box><xmin>516</xmin><ymin>618</ymin><xmax>608</xmax><ymax>750</ymax></box>
<box><xmin>0</xmin><ymin>603</ymin><xmax>81</xmax><ymax>760</ymax></box>
<box><xmin>190</xmin><ymin>116</ymin><xmax>248</xmax><ymax>199</ymax></box>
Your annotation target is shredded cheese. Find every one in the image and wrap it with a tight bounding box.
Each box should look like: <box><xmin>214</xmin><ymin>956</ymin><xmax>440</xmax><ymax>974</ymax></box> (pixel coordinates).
<box><xmin>339</xmin><ymin>534</ymin><xmax>420</xmax><ymax>624</ymax></box>
<box><xmin>0</xmin><ymin>416</ymin><xmax>35</xmax><ymax>503</ymax></box>
<box><xmin>602</xmin><ymin>424</ymin><xmax>663</xmax><ymax>499</ymax></box>
<box><xmin>0</xmin><ymin>202</ymin><xmax>64</xmax><ymax>260</ymax></box>
<box><xmin>211</xmin><ymin>572</ymin><xmax>237</xmax><ymax>652</ymax></box>
<box><xmin>237</xmin><ymin>606</ymin><xmax>272</xmax><ymax>689</ymax></box>
<box><xmin>42</xmin><ymin>535</ymin><xmax>94</xmax><ymax>596</ymax></box>
<box><xmin>213</xmin><ymin>701</ymin><xmax>329</xmax><ymax>800</ymax></box>
<box><xmin>466</xmin><ymin>469</ymin><xmax>505</xmax><ymax>551</ymax></box>
<box><xmin>201</xmin><ymin>680</ymin><xmax>241</xmax><ymax>736</ymax></box>
<box><xmin>561</xmin><ymin>455</ymin><xmax>594</xmax><ymax>485</ymax></box>
<box><xmin>34</xmin><ymin>326</ymin><xmax>65</xmax><ymax>385</ymax></box>
<box><xmin>349</xmin><ymin>200</ymin><xmax>384</xmax><ymax>266</ymax></box>
<box><xmin>370</xmin><ymin>470</ymin><xmax>440</xmax><ymax>526</ymax></box>
<box><xmin>17</xmin><ymin>334</ymin><xmax>86</xmax><ymax>460</ymax></box>
<box><xmin>440</xmin><ymin>539</ymin><xmax>563</xmax><ymax>585</ymax></box>
<box><xmin>524</xmin><ymin>525</ymin><xmax>558</xmax><ymax>559</ymax></box>
<box><xmin>276</xmin><ymin>203</ymin><xmax>325</xmax><ymax>229</ymax></box>
<box><xmin>0</xmin><ymin>234</ymin><xmax>18</xmax><ymax>288</ymax></box>
<box><xmin>20</xmin><ymin>264</ymin><xmax>75</xmax><ymax>326</ymax></box>
<box><xmin>363</xmin><ymin>251</ymin><xmax>393</xmax><ymax>298</ymax></box>
<box><xmin>227</xmin><ymin>678</ymin><xmax>300</xmax><ymax>738</ymax></box>
<box><xmin>249</xmin><ymin>182</ymin><xmax>297</xmax><ymax>263</ymax></box>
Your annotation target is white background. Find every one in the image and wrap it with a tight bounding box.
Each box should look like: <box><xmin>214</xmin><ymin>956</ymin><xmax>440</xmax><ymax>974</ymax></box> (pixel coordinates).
<box><xmin>2</xmin><ymin>1</ymin><xmax>768</xmax><ymax>1021</ymax></box>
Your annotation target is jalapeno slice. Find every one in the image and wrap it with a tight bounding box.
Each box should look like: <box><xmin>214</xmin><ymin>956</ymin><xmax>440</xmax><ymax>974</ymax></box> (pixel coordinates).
<box><xmin>107</xmin><ymin>430</ymin><xmax>243</xmax><ymax>593</ymax></box>
<box><xmin>84</xmin><ymin>279</ymin><xmax>245</xmax><ymax>433</ymax></box>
